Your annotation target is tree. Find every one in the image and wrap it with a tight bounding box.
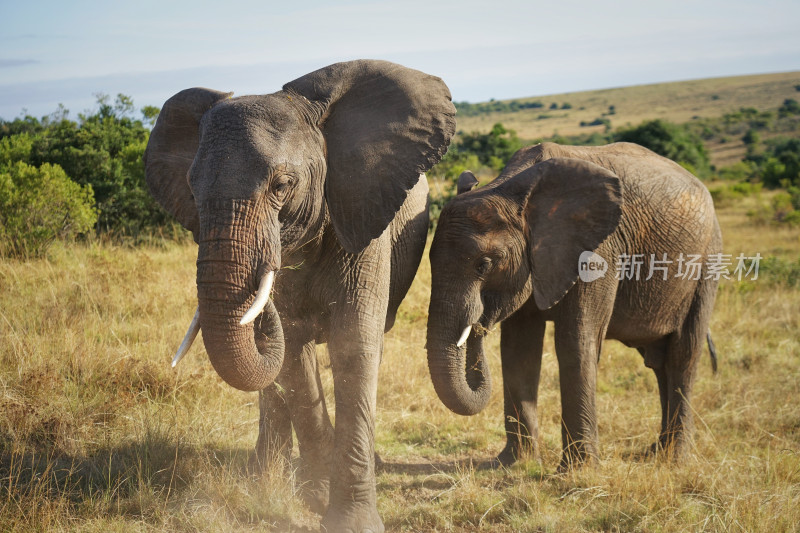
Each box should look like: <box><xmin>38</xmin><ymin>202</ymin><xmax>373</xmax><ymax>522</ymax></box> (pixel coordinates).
<box><xmin>25</xmin><ymin>94</ymin><xmax>169</xmax><ymax>233</ymax></box>
<box><xmin>141</xmin><ymin>105</ymin><xmax>160</xmax><ymax>128</ymax></box>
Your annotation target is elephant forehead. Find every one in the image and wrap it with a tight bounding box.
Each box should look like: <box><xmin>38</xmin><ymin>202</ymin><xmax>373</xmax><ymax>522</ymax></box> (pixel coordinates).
<box><xmin>200</xmin><ymin>95</ymin><xmax>318</xmax><ymax>165</ymax></box>
<box><xmin>458</xmin><ymin>197</ymin><xmax>517</xmax><ymax>231</ymax></box>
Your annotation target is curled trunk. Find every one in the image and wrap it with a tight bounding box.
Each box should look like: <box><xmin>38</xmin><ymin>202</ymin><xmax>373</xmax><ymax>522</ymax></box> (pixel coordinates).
<box><xmin>426</xmin><ymin>325</ymin><xmax>492</xmax><ymax>416</ymax></box>
<box><xmin>196</xmin><ymin>199</ymin><xmax>284</xmax><ymax>392</ymax></box>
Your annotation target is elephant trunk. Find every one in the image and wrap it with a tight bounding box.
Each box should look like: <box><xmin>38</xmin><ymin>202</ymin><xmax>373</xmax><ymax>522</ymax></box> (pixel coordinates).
<box><xmin>196</xmin><ymin>199</ymin><xmax>284</xmax><ymax>392</ymax></box>
<box><xmin>426</xmin><ymin>298</ymin><xmax>492</xmax><ymax>416</ymax></box>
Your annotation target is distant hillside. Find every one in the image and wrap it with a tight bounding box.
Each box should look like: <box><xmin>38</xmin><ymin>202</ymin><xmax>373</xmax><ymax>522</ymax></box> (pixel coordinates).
<box><xmin>454</xmin><ymin>71</ymin><xmax>800</xmax><ymax>166</ymax></box>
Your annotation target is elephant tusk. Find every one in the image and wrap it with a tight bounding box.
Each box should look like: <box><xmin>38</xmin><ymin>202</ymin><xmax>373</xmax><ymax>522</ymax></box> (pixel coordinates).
<box><xmin>172</xmin><ymin>307</ymin><xmax>200</xmax><ymax>368</ymax></box>
<box><xmin>240</xmin><ymin>270</ymin><xmax>276</xmax><ymax>326</ymax></box>
<box><xmin>456</xmin><ymin>325</ymin><xmax>472</xmax><ymax>348</ymax></box>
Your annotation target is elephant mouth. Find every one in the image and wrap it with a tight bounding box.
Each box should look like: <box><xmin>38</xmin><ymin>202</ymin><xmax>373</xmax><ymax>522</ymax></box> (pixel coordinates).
<box><xmin>456</xmin><ymin>320</ymin><xmax>494</xmax><ymax>346</ymax></box>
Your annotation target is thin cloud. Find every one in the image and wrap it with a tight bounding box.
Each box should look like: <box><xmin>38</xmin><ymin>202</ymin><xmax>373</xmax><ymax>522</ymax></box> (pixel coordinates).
<box><xmin>0</xmin><ymin>59</ymin><xmax>38</xmax><ymax>68</ymax></box>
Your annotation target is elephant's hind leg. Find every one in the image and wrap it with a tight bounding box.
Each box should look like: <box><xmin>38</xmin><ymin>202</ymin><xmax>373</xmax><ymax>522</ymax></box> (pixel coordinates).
<box><xmin>653</xmin><ymin>276</ymin><xmax>718</xmax><ymax>460</ymax></box>
<box><xmin>279</xmin><ymin>337</ymin><xmax>335</xmax><ymax>515</ymax></box>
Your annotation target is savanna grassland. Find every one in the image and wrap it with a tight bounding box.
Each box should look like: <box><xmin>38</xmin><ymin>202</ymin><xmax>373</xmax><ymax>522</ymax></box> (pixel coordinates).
<box><xmin>2</xmin><ymin>74</ymin><xmax>800</xmax><ymax>532</ymax></box>
<box><xmin>1</xmin><ymin>193</ymin><xmax>799</xmax><ymax>532</ymax></box>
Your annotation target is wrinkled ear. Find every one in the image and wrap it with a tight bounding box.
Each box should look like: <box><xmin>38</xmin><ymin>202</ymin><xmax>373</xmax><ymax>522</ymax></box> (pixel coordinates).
<box><xmin>456</xmin><ymin>170</ymin><xmax>479</xmax><ymax>194</ymax></box>
<box><xmin>284</xmin><ymin>60</ymin><xmax>456</xmax><ymax>253</ymax></box>
<box><xmin>505</xmin><ymin>158</ymin><xmax>622</xmax><ymax>310</ymax></box>
<box><xmin>144</xmin><ymin>88</ymin><xmax>232</xmax><ymax>236</ymax></box>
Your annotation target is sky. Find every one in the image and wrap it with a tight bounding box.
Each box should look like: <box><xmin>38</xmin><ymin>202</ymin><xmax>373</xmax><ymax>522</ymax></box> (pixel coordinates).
<box><xmin>1</xmin><ymin>0</ymin><xmax>799</xmax><ymax>121</ymax></box>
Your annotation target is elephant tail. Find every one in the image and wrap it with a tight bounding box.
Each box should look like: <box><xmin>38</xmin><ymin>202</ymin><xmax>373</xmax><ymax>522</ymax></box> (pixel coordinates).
<box><xmin>706</xmin><ymin>331</ymin><xmax>718</xmax><ymax>373</ymax></box>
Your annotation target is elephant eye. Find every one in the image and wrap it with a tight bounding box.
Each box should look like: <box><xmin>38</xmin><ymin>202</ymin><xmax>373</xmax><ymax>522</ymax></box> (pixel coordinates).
<box><xmin>476</xmin><ymin>256</ymin><xmax>493</xmax><ymax>276</ymax></box>
<box><xmin>271</xmin><ymin>176</ymin><xmax>295</xmax><ymax>202</ymax></box>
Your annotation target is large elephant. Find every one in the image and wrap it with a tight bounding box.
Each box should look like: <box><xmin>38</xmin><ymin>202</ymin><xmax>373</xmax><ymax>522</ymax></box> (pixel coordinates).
<box><xmin>426</xmin><ymin>142</ymin><xmax>721</xmax><ymax>470</ymax></box>
<box><xmin>144</xmin><ymin>60</ymin><xmax>455</xmax><ymax>532</ymax></box>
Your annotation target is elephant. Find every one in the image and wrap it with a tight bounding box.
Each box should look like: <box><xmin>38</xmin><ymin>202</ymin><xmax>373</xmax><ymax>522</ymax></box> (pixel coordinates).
<box><xmin>426</xmin><ymin>142</ymin><xmax>721</xmax><ymax>470</ymax></box>
<box><xmin>143</xmin><ymin>60</ymin><xmax>455</xmax><ymax>532</ymax></box>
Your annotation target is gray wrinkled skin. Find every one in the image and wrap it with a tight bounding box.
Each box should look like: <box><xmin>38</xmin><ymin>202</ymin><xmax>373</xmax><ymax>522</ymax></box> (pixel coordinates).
<box><xmin>427</xmin><ymin>142</ymin><xmax>721</xmax><ymax>470</ymax></box>
<box><xmin>144</xmin><ymin>60</ymin><xmax>456</xmax><ymax>533</ymax></box>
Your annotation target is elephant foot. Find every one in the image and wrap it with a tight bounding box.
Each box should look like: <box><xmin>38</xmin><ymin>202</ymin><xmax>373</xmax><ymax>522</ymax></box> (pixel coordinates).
<box><xmin>493</xmin><ymin>439</ymin><xmax>538</xmax><ymax>468</ymax></box>
<box><xmin>557</xmin><ymin>447</ymin><xmax>596</xmax><ymax>473</ymax></box>
<box><xmin>321</xmin><ymin>501</ymin><xmax>384</xmax><ymax>533</ymax></box>
<box><xmin>300</xmin><ymin>477</ymin><xmax>330</xmax><ymax>516</ymax></box>
<box><xmin>644</xmin><ymin>434</ymin><xmax>689</xmax><ymax>461</ymax></box>
<box><xmin>493</xmin><ymin>445</ymin><xmax>519</xmax><ymax>468</ymax></box>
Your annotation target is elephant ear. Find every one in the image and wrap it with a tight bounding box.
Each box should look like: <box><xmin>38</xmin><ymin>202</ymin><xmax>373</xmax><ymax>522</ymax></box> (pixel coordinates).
<box><xmin>144</xmin><ymin>88</ymin><xmax>232</xmax><ymax>236</ymax></box>
<box><xmin>506</xmin><ymin>157</ymin><xmax>622</xmax><ymax>310</ymax></box>
<box><xmin>284</xmin><ymin>60</ymin><xmax>456</xmax><ymax>253</ymax></box>
<box><xmin>456</xmin><ymin>170</ymin><xmax>479</xmax><ymax>195</ymax></box>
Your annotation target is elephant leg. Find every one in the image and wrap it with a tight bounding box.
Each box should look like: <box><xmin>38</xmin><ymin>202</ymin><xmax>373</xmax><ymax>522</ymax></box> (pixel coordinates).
<box><xmin>653</xmin><ymin>348</ymin><xmax>698</xmax><ymax>459</ymax></box>
<box><xmin>323</xmin><ymin>333</ymin><xmax>384</xmax><ymax>532</ymax></box>
<box><xmin>553</xmin><ymin>307</ymin><xmax>610</xmax><ymax>470</ymax></box>
<box><xmin>321</xmin><ymin>253</ymin><xmax>390</xmax><ymax>533</ymax></box>
<box><xmin>276</xmin><ymin>335</ymin><xmax>335</xmax><ymax>515</ymax></box>
<box><xmin>496</xmin><ymin>312</ymin><xmax>545</xmax><ymax>467</ymax></box>
<box><xmin>253</xmin><ymin>383</ymin><xmax>293</xmax><ymax>471</ymax></box>
<box><xmin>653</xmin><ymin>277</ymin><xmax>718</xmax><ymax>459</ymax></box>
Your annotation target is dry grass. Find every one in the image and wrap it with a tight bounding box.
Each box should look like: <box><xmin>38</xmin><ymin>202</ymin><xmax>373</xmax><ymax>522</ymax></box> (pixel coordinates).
<box><xmin>1</xmin><ymin>192</ymin><xmax>799</xmax><ymax>531</ymax></box>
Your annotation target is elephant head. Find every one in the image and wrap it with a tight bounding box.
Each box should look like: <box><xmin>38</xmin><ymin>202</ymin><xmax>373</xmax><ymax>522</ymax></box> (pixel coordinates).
<box><xmin>145</xmin><ymin>60</ymin><xmax>455</xmax><ymax>391</ymax></box>
<box><xmin>426</xmin><ymin>158</ymin><xmax>622</xmax><ymax>415</ymax></box>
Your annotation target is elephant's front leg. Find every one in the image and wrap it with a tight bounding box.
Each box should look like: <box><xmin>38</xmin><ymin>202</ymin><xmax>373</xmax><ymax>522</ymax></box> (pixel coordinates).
<box><xmin>553</xmin><ymin>321</ymin><xmax>602</xmax><ymax>470</ymax></box>
<box><xmin>497</xmin><ymin>312</ymin><xmax>546</xmax><ymax>467</ymax></box>
<box><xmin>322</xmin><ymin>255</ymin><xmax>389</xmax><ymax>533</ymax></box>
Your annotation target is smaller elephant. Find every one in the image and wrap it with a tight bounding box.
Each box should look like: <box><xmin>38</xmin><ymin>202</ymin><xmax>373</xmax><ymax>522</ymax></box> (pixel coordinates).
<box><xmin>426</xmin><ymin>142</ymin><xmax>721</xmax><ymax>469</ymax></box>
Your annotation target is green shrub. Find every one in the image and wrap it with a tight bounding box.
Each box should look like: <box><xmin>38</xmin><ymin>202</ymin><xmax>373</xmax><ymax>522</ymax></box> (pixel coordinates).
<box><xmin>428</xmin><ymin>151</ymin><xmax>481</xmax><ymax>182</ymax></box>
<box><xmin>717</xmin><ymin>161</ymin><xmax>758</xmax><ymax>181</ymax></box>
<box><xmin>459</xmin><ymin>123</ymin><xmax>523</xmax><ymax>171</ymax></box>
<box><xmin>743</xmin><ymin>128</ymin><xmax>760</xmax><ymax>145</ymax></box>
<box><xmin>778</xmin><ymin>98</ymin><xmax>800</xmax><ymax>117</ymax></box>
<box><xmin>0</xmin><ymin>161</ymin><xmax>97</xmax><ymax>258</ymax></box>
<box><xmin>580</xmin><ymin>118</ymin><xmax>611</xmax><ymax>129</ymax></box>
<box><xmin>614</xmin><ymin>119</ymin><xmax>710</xmax><ymax>177</ymax></box>
<box><xmin>746</xmin><ymin>189</ymin><xmax>800</xmax><ymax>226</ymax></box>
<box><xmin>709</xmin><ymin>182</ymin><xmax>762</xmax><ymax>207</ymax></box>
<box><xmin>789</xmin><ymin>186</ymin><xmax>800</xmax><ymax>210</ymax></box>
<box><xmin>453</xmin><ymin>99</ymin><xmax>544</xmax><ymax>117</ymax></box>
<box><xmin>758</xmin><ymin>256</ymin><xmax>800</xmax><ymax>286</ymax></box>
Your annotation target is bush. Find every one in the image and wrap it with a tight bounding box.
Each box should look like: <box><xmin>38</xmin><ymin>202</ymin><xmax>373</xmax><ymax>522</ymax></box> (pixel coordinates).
<box><xmin>454</xmin><ymin>99</ymin><xmax>544</xmax><ymax>117</ymax></box>
<box><xmin>717</xmin><ymin>160</ymin><xmax>758</xmax><ymax>181</ymax></box>
<box><xmin>752</xmin><ymin>138</ymin><xmax>800</xmax><ymax>187</ymax></box>
<box><xmin>746</xmin><ymin>188</ymin><xmax>800</xmax><ymax>226</ymax></box>
<box><xmin>779</xmin><ymin>98</ymin><xmax>800</xmax><ymax>117</ymax></box>
<box><xmin>759</xmin><ymin>256</ymin><xmax>800</xmax><ymax>287</ymax></box>
<box><xmin>0</xmin><ymin>161</ymin><xmax>97</xmax><ymax>258</ymax></box>
<box><xmin>614</xmin><ymin>119</ymin><xmax>710</xmax><ymax>177</ymax></box>
<box><xmin>459</xmin><ymin>123</ymin><xmax>523</xmax><ymax>171</ymax></box>
<box><xmin>743</xmin><ymin>129</ymin><xmax>760</xmax><ymax>145</ymax></box>
<box><xmin>581</xmin><ymin>118</ymin><xmax>611</xmax><ymax>130</ymax></box>
<box><xmin>709</xmin><ymin>182</ymin><xmax>762</xmax><ymax>207</ymax></box>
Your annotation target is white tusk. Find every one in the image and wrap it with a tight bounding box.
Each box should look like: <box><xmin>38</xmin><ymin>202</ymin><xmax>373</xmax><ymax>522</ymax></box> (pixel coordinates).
<box><xmin>172</xmin><ymin>307</ymin><xmax>200</xmax><ymax>368</ymax></box>
<box><xmin>456</xmin><ymin>325</ymin><xmax>472</xmax><ymax>348</ymax></box>
<box><xmin>240</xmin><ymin>270</ymin><xmax>276</xmax><ymax>325</ymax></box>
